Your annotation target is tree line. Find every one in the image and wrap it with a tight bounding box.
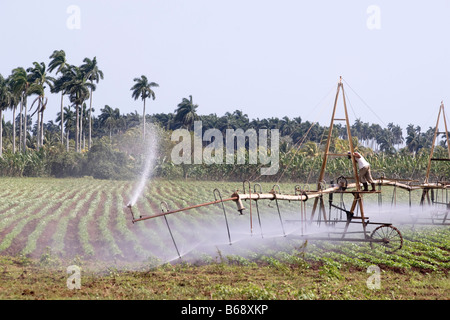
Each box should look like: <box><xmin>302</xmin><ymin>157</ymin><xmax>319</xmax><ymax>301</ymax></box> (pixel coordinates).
<box><xmin>0</xmin><ymin>49</ymin><xmax>161</xmax><ymax>156</ymax></box>
<box><xmin>0</xmin><ymin>49</ymin><xmax>448</xmax><ymax>180</ymax></box>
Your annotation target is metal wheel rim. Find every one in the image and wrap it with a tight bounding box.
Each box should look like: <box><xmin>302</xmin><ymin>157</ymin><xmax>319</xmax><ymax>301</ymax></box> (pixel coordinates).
<box><xmin>370</xmin><ymin>225</ymin><xmax>403</xmax><ymax>253</ymax></box>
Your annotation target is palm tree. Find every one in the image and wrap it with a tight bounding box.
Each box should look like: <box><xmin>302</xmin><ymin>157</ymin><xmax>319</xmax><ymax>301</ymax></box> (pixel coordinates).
<box><xmin>79</xmin><ymin>102</ymin><xmax>92</xmax><ymax>149</ymax></box>
<box><xmin>64</xmin><ymin>66</ymin><xmax>95</xmax><ymax>152</ymax></box>
<box><xmin>6</xmin><ymin>77</ymin><xmax>20</xmax><ymax>153</ymax></box>
<box><xmin>10</xmin><ymin>67</ymin><xmax>41</xmax><ymax>152</ymax></box>
<box><xmin>377</xmin><ymin>128</ymin><xmax>395</xmax><ymax>154</ymax></box>
<box><xmin>352</xmin><ymin>118</ymin><xmax>363</xmax><ymax>143</ymax></box>
<box><xmin>10</xmin><ymin>67</ymin><xmax>27</xmax><ymax>152</ymax></box>
<box><xmin>48</xmin><ymin>50</ymin><xmax>68</xmax><ymax>77</ymax></box>
<box><xmin>280</xmin><ymin>116</ymin><xmax>297</xmax><ymax>136</ymax></box>
<box><xmin>48</xmin><ymin>50</ymin><xmax>68</xmax><ymax>144</ymax></box>
<box><xmin>42</xmin><ymin>120</ymin><xmax>60</xmax><ymax>146</ymax></box>
<box><xmin>406</xmin><ymin>124</ymin><xmax>421</xmax><ymax>154</ymax></box>
<box><xmin>80</xmin><ymin>56</ymin><xmax>103</xmax><ymax>149</ymax></box>
<box><xmin>0</xmin><ymin>74</ymin><xmax>10</xmax><ymax>157</ymax></box>
<box><xmin>231</xmin><ymin>109</ymin><xmax>250</xmax><ymax>129</ymax></box>
<box><xmin>391</xmin><ymin>123</ymin><xmax>404</xmax><ymax>149</ymax></box>
<box><xmin>56</xmin><ymin>105</ymin><xmax>75</xmax><ymax>151</ymax></box>
<box><xmin>218</xmin><ymin>112</ymin><xmax>236</xmax><ymax>133</ymax></box>
<box><xmin>99</xmin><ymin>105</ymin><xmax>120</xmax><ymax>141</ymax></box>
<box><xmin>174</xmin><ymin>95</ymin><xmax>199</xmax><ymax>130</ymax></box>
<box><xmin>361</xmin><ymin>122</ymin><xmax>370</xmax><ymax>147</ymax></box>
<box><xmin>123</xmin><ymin>110</ymin><xmax>141</xmax><ymax>130</ymax></box>
<box><xmin>130</xmin><ymin>75</ymin><xmax>159</xmax><ymax>139</ymax></box>
<box><xmin>199</xmin><ymin>113</ymin><xmax>219</xmax><ymax>131</ymax></box>
<box><xmin>27</xmin><ymin>62</ymin><xmax>54</xmax><ymax>149</ymax></box>
<box><xmin>28</xmin><ymin>87</ymin><xmax>46</xmax><ymax>150</ymax></box>
<box><xmin>369</xmin><ymin>123</ymin><xmax>383</xmax><ymax>151</ymax></box>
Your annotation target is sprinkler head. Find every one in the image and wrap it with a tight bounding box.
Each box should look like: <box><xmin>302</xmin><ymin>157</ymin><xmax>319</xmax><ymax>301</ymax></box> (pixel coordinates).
<box><xmin>235</xmin><ymin>198</ymin><xmax>246</xmax><ymax>215</ymax></box>
<box><xmin>126</xmin><ymin>203</ymin><xmax>137</xmax><ymax>222</ymax></box>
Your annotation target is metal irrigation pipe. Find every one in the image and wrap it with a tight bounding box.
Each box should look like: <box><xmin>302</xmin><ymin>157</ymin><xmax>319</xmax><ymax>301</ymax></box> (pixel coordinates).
<box><xmin>214</xmin><ymin>188</ymin><xmax>232</xmax><ymax>245</ymax></box>
<box><xmin>130</xmin><ymin>196</ymin><xmax>238</xmax><ymax>223</ymax></box>
<box><xmin>253</xmin><ymin>183</ymin><xmax>264</xmax><ymax>238</ymax></box>
<box><xmin>160</xmin><ymin>201</ymin><xmax>181</xmax><ymax>259</ymax></box>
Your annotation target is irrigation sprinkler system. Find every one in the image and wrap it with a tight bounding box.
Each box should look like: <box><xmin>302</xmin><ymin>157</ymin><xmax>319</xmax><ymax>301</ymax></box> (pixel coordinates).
<box><xmin>126</xmin><ymin>77</ymin><xmax>450</xmax><ymax>258</ymax></box>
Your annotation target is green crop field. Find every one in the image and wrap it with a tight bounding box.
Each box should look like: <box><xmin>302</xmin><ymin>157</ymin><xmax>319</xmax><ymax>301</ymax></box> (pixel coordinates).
<box><xmin>0</xmin><ymin>177</ymin><xmax>448</xmax><ymax>300</ymax></box>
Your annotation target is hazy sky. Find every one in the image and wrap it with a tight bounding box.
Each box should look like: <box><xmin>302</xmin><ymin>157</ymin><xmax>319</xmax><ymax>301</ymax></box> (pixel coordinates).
<box><xmin>1</xmin><ymin>0</ymin><xmax>450</xmax><ymax>132</ymax></box>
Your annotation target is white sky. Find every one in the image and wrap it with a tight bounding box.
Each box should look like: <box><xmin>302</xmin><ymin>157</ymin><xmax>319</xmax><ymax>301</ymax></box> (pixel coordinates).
<box><xmin>1</xmin><ymin>0</ymin><xmax>450</xmax><ymax>132</ymax></box>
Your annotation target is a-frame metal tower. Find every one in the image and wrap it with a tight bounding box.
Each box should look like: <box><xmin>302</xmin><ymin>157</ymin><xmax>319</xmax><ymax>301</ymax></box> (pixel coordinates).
<box><xmin>421</xmin><ymin>102</ymin><xmax>450</xmax><ymax>205</ymax></box>
<box><xmin>311</xmin><ymin>76</ymin><xmax>374</xmax><ymax>236</ymax></box>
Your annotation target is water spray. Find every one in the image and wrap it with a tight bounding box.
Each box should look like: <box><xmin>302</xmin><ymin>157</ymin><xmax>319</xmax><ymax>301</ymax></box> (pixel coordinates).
<box><xmin>123</xmin><ymin>90</ymin><xmax>450</xmax><ymax>258</ymax></box>
<box><xmin>125</xmin><ymin>178</ymin><xmax>439</xmax><ymax>254</ymax></box>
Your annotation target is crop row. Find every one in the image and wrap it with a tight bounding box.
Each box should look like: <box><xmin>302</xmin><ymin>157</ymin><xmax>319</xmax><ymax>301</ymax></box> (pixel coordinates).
<box><xmin>0</xmin><ymin>177</ymin><xmax>448</xmax><ymax>273</ymax></box>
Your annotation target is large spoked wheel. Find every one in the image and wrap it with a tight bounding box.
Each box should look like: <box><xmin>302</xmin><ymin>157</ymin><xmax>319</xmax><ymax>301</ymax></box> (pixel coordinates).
<box><xmin>370</xmin><ymin>225</ymin><xmax>403</xmax><ymax>253</ymax></box>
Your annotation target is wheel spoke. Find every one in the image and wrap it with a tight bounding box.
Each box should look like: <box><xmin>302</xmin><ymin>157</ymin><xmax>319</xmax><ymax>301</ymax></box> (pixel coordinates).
<box><xmin>370</xmin><ymin>225</ymin><xmax>403</xmax><ymax>253</ymax></box>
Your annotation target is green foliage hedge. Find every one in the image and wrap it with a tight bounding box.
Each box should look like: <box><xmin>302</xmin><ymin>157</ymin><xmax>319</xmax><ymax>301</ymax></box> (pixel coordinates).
<box><xmin>1</xmin><ymin>136</ymin><xmax>449</xmax><ymax>182</ymax></box>
<box><xmin>0</xmin><ymin>140</ymin><xmax>136</xmax><ymax>180</ymax></box>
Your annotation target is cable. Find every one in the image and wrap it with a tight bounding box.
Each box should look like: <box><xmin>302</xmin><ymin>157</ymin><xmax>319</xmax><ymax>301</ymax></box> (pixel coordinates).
<box><xmin>305</xmin><ymin>82</ymin><xmax>339</xmax><ymax>123</ymax></box>
<box><xmin>246</xmin><ymin>83</ymin><xmax>336</xmax><ymax>182</ymax></box>
<box><xmin>343</xmin><ymin>89</ymin><xmax>358</xmax><ymax>123</ymax></box>
<box><xmin>342</xmin><ymin>78</ymin><xmax>387</xmax><ymax>127</ymax></box>
<box><xmin>276</xmin><ymin>121</ymin><xmax>318</xmax><ymax>183</ymax></box>
<box><xmin>275</xmin><ymin>82</ymin><xmax>338</xmax><ymax>182</ymax></box>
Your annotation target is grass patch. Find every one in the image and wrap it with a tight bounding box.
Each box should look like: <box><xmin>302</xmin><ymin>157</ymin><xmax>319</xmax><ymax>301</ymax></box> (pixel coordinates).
<box><xmin>0</xmin><ymin>251</ymin><xmax>448</xmax><ymax>300</ymax></box>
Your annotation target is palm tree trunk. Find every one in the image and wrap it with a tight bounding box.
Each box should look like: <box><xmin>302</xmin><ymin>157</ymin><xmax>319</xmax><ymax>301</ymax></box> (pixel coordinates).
<box><xmin>36</xmin><ymin>104</ymin><xmax>40</xmax><ymax>150</ymax></box>
<box><xmin>60</xmin><ymin>92</ymin><xmax>64</xmax><ymax>145</ymax></box>
<box><xmin>79</xmin><ymin>105</ymin><xmax>83</xmax><ymax>152</ymax></box>
<box><xmin>89</xmin><ymin>84</ymin><xmax>93</xmax><ymax>150</ymax></box>
<box><xmin>0</xmin><ymin>109</ymin><xmax>3</xmax><ymax>158</ymax></box>
<box><xmin>143</xmin><ymin>97</ymin><xmax>146</xmax><ymax>140</ymax></box>
<box><xmin>19</xmin><ymin>95</ymin><xmax>23</xmax><ymax>152</ymax></box>
<box><xmin>12</xmin><ymin>106</ymin><xmax>16</xmax><ymax>153</ymax></box>
<box><xmin>66</xmin><ymin>129</ymin><xmax>69</xmax><ymax>152</ymax></box>
<box><xmin>40</xmin><ymin>109</ymin><xmax>44</xmax><ymax>148</ymax></box>
<box><xmin>75</xmin><ymin>103</ymin><xmax>79</xmax><ymax>152</ymax></box>
<box><xmin>23</xmin><ymin>95</ymin><xmax>27</xmax><ymax>152</ymax></box>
